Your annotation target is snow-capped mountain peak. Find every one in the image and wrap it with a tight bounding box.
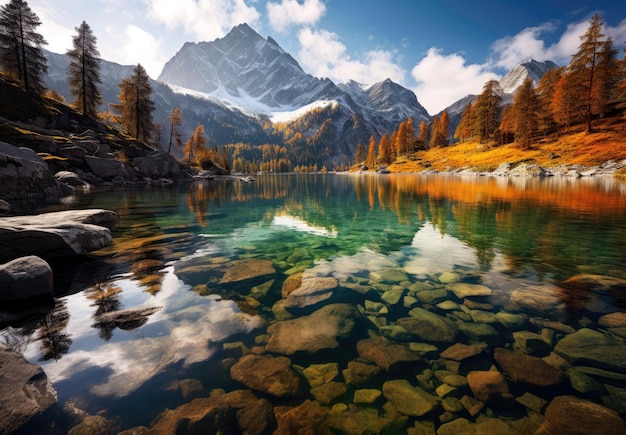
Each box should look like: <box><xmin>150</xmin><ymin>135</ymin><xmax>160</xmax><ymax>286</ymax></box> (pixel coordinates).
<box><xmin>499</xmin><ymin>59</ymin><xmax>558</xmax><ymax>94</ymax></box>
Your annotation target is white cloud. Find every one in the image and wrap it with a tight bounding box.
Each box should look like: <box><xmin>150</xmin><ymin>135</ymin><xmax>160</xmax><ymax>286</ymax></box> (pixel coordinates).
<box><xmin>411</xmin><ymin>48</ymin><xmax>500</xmax><ymax>115</ymax></box>
<box><xmin>297</xmin><ymin>27</ymin><xmax>405</xmax><ymax>86</ymax></box>
<box><xmin>489</xmin><ymin>17</ymin><xmax>626</xmax><ymax>72</ymax></box>
<box><xmin>143</xmin><ymin>0</ymin><xmax>261</xmax><ymax>41</ymax></box>
<box><xmin>102</xmin><ymin>25</ymin><xmax>166</xmax><ymax>78</ymax></box>
<box><xmin>267</xmin><ymin>0</ymin><xmax>326</xmax><ymax>32</ymax></box>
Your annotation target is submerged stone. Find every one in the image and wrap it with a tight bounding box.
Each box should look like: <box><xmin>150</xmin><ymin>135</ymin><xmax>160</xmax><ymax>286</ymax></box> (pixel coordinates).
<box><xmin>494</xmin><ymin>348</ymin><xmax>564</xmax><ymax>388</ymax></box>
<box><xmin>446</xmin><ymin>282</ymin><xmax>492</xmax><ymax>299</ymax></box>
<box><xmin>356</xmin><ymin>337</ymin><xmax>422</xmax><ymax>372</ymax></box>
<box><xmin>342</xmin><ymin>361</ymin><xmax>381</xmax><ymax>385</ymax></box>
<box><xmin>554</xmin><ymin>328</ymin><xmax>626</xmax><ymax>372</ymax></box>
<box><xmin>353</xmin><ymin>389</ymin><xmax>382</xmax><ymax>404</ymax></box>
<box><xmin>399</xmin><ymin>308</ymin><xmax>458</xmax><ymax>343</ymax></box>
<box><xmin>282</xmin><ymin>276</ymin><xmax>338</xmax><ymax>311</ymax></box>
<box><xmin>303</xmin><ymin>363</ymin><xmax>339</xmax><ymax>388</ymax></box>
<box><xmin>219</xmin><ymin>259</ymin><xmax>275</xmax><ymax>284</ymax></box>
<box><xmin>266</xmin><ymin>303</ymin><xmax>359</xmax><ymax>355</ymax></box>
<box><xmin>467</xmin><ymin>370</ymin><xmax>513</xmax><ymax>407</ymax></box>
<box><xmin>230</xmin><ymin>354</ymin><xmax>301</xmax><ymax>398</ymax></box>
<box><xmin>310</xmin><ymin>381</ymin><xmax>348</xmax><ymax>404</ymax></box>
<box><xmin>538</xmin><ymin>395</ymin><xmax>626</xmax><ymax>435</ymax></box>
<box><xmin>382</xmin><ymin>379</ymin><xmax>440</xmax><ymax>417</ymax></box>
<box><xmin>440</xmin><ymin>343</ymin><xmax>485</xmax><ymax>361</ymax></box>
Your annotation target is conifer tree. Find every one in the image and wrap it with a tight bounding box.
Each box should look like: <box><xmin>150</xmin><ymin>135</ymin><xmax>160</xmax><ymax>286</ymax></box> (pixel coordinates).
<box><xmin>551</xmin><ymin>74</ymin><xmax>579</xmax><ymax>128</ymax></box>
<box><xmin>366</xmin><ymin>136</ymin><xmax>376</xmax><ymax>168</ymax></box>
<box><xmin>535</xmin><ymin>66</ymin><xmax>563</xmax><ymax>134</ymax></box>
<box><xmin>429</xmin><ymin>115</ymin><xmax>439</xmax><ymax>148</ymax></box>
<box><xmin>0</xmin><ymin>0</ymin><xmax>47</xmax><ymax>94</ymax></box>
<box><xmin>185</xmin><ymin>124</ymin><xmax>207</xmax><ymax>166</ymax></box>
<box><xmin>167</xmin><ymin>107</ymin><xmax>183</xmax><ymax>154</ymax></box>
<box><xmin>112</xmin><ymin>64</ymin><xmax>155</xmax><ymax>142</ymax></box>
<box><xmin>67</xmin><ymin>21</ymin><xmax>102</xmax><ymax>118</ymax></box>
<box><xmin>618</xmin><ymin>47</ymin><xmax>626</xmax><ymax>102</ymax></box>
<box><xmin>454</xmin><ymin>102</ymin><xmax>474</xmax><ymax>142</ymax></box>
<box><xmin>354</xmin><ymin>142</ymin><xmax>365</xmax><ymax>166</ymax></box>
<box><xmin>473</xmin><ymin>80</ymin><xmax>502</xmax><ymax>142</ymax></box>
<box><xmin>378</xmin><ymin>133</ymin><xmax>390</xmax><ymax>165</ymax></box>
<box><xmin>567</xmin><ymin>14</ymin><xmax>617</xmax><ymax>132</ymax></box>
<box><xmin>417</xmin><ymin>120</ymin><xmax>430</xmax><ymax>148</ymax></box>
<box><xmin>511</xmin><ymin>77</ymin><xmax>539</xmax><ymax>150</ymax></box>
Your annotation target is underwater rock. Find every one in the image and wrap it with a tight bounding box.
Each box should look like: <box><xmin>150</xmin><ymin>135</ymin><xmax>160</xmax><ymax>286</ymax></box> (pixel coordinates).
<box><xmin>310</xmin><ymin>382</ymin><xmax>348</xmax><ymax>404</ymax></box>
<box><xmin>554</xmin><ymin>328</ymin><xmax>626</xmax><ymax>372</ymax></box>
<box><xmin>398</xmin><ymin>307</ymin><xmax>458</xmax><ymax>343</ymax></box>
<box><xmin>274</xmin><ymin>400</ymin><xmax>331</xmax><ymax>435</ymax></box>
<box><xmin>266</xmin><ymin>303</ymin><xmax>359</xmax><ymax>355</ymax></box>
<box><xmin>510</xmin><ymin>285</ymin><xmax>566</xmax><ymax>319</ymax></box>
<box><xmin>440</xmin><ymin>343</ymin><xmax>485</xmax><ymax>361</ymax></box>
<box><xmin>356</xmin><ymin>337</ymin><xmax>422</xmax><ymax>372</ymax></box>
<box><xmin>494</xmin><ymin>348</ymin><xmax>564</xmax><ymax>388</ymax></box>
<box><xmin>282</xmin><ymin>276</ymin><xmax>338</xmax><ymax>311</ymax></box>
<box><xmin>537</xmin><ymin>395</ymin><xmax>626</xmax><ymax>435</ymax></box>
<box><xmin>467</xmin><ymin>370</ymin><xmax>514</xmax><ymax>408</ymax></box>
<box><xmin>0</xmin><ymin>346</ymin><xmax>57</xmax><ymax>434</ymax></box>
<box><xmin>219</xmin><ymin>259</ymin><xmax>275</xmax><ymax>284</ymax></box>
<box><xmin>447</xmin><ymin>282</ymin><xmax>492</xmax><ymax>299</ymax></box>
<box><xmin>342</xmin><ymin>360</ymin><xmax>382</xmax><ymax>385</ymax></box>
<box><xmin>382</xmin><ymin>379</ymin><xmax>440</xmax><ymax>417</ymax></box>
<box><xmin>303</xmin><ymin>363</ymin><xmax>339</xmax><ymax>388</ymax></box>
<box><xmin>230</xmin><ymin>354</ymin><xmax>301</xmax><ymax>398</ymax></box>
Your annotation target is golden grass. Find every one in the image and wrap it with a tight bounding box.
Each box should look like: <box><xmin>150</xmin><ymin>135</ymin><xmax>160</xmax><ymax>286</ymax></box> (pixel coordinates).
<box><xmin>387</xmin><ymin>117</ymin><xmax>626</xmax><ymax>173</ymax></box>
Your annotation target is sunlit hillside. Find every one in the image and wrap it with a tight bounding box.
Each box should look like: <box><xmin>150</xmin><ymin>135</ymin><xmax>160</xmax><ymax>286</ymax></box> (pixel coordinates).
<box><xmin>387</xmin><ymin>116</ymin><xmax>626</xmax><ymax>174</ymax></box>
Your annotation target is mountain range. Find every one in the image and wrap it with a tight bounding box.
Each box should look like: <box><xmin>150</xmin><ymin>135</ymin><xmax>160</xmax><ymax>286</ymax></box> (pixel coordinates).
<box><xmin>44</xmin><ymin>23</ymin><xmax>557</xmax><ymax>167</ymax></box>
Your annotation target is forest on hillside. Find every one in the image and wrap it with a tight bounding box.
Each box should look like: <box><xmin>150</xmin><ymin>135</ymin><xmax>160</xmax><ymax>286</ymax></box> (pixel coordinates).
<box><xmin>1</xmin><ymin>0</ymin><xmax>625</xmax><ymax>173</ymax></box>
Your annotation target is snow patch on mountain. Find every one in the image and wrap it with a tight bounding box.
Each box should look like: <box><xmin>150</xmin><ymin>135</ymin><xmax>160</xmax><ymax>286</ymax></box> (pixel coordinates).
<box><xmin>499</xmin><ymin>59</ymin><xmax>558</xmax><ymax>94</ymax></box>
<box><xmin>270</xmin><ymin>100</ymin><xmax>338</xmax><ymax>123</ymax></box>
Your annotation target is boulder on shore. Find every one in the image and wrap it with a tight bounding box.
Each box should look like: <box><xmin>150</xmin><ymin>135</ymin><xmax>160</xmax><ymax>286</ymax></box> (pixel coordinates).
<box><xmin>0</xmin><ymin>141</ymin><xmax>62</xmax><ymax>200</ymax></box>
<box><xmin>0</xmin><ymin>346</ymin><xmax>57</xmax><ymax>434</ymax></box>
<box><xmin>0</xmin><ymin>255</ymin><xmax>53</xmax><ymax>301</ymax></box>
<box><xmin>0</xmin><ymin>209</ymin><xmax>116</xmax><ymax>262</ymax></box>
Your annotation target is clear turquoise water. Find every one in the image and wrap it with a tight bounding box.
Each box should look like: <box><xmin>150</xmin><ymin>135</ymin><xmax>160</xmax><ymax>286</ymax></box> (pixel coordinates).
<box><xmin>4</xmin><ymin>173</ymin><xmax>626</xmax><ymax>433</ymax></box>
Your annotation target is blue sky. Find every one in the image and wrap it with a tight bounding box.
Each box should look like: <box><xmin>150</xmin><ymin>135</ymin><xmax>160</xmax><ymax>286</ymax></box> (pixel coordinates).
<box><xmin>4</xmin><ymin>0</ymin><xmax>626</xmax><ymax>114</ymax></box>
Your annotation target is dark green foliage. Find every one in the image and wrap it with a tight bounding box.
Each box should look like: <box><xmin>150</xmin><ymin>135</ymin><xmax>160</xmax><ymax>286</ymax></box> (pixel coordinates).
<box><xmin>67</xmin><ymin>21</ymin><xmax>102</xmax><ymax>118</ymax></box>
<box><xmin>0</xmin><ymin>0</ymin><xmax>47</xmax><ymax>95</ymax></box>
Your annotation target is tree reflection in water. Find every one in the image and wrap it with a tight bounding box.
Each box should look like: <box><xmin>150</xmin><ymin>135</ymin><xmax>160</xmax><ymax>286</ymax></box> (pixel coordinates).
<box><xmin>85</xmin><ymin>284</ymin><xmax>122</xmax><ymax>342</ymax></box>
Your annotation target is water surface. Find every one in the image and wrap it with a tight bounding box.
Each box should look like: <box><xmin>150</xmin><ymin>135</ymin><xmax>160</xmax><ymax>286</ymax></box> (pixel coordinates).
<box><xmin>4</xmin><ymin>173</ymin><xmax>626</xmax><ymax>433</ymax></box>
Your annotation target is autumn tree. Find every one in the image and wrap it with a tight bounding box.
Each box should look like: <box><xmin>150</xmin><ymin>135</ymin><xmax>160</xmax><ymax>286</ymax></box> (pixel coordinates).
<box><xmin>566</xmin><ymin>13</ymin><xmax>618</xmax><ymax>132</ymax></box>
<box><xmin>618</xmin><ymin>47</ymin><xmax>626</xmax><ymax>102</ymax></box>
<box><xmin>417</xmin><ymin>120</ymin><xmax>430</xmax><ymax>148</ymax></box>
<box><xmin>354</xmin><ymin>142</ymin><xmax>365</xmax><ymax>166</ymax></box>
<box><xmin>535</xmin><ymin>66</ymin><xmax>563</xmax><ymax>134</ymax></box>
<box><xmin>112</xmin><ymin>64</ymin><xmax>155</xmax><ymax>142</ymax></box>
<box><xmin>454</xmin><ymin>101</ymin><xmax>475</xmax><ymax>142</ymax></box>
<box><xmin>473</xmin><ymin>80</ymin><xmax>502</xmax><ymax>142</ymax></box>
<box><xmin>0</xmin><ymin>0</ymin><xmax>47</xmax><ymax>94</ymax></box>
<box><xmin>185</xmin><ymin>124</ymin><xmax>207</xmax><ymax>166</ymax></box>
<box><xmin>366</xmin><ymin>136</ymin><xmax>376</xmax><ymax>168</ymax></box>
<box><xmin>511</xmin><ymin>77</ymin><xmax>539</xmax><ymax>150</ymax></box>
<box><xmin>67</xmin><ymin>21</ymin><xmax>102</xmax><ymax>118</ymax></box>
<box><xmin>498</xmin><ymin>104</ymin><xmax>515</xmax><ymax>145</ymax></box>
<box><xmin>167</xmin><ymin>107</ymin><xmax>183</xmax><ymax>154</ymax></box>
<box><xmin>378</xmin><ymin>133</ymin><xmax>391</xmax><ymax>165</ymax></box>
<box><xmin>429</xmin><ymin>115</ymin><xmax>439</xmax><ymax>148</ymax></box>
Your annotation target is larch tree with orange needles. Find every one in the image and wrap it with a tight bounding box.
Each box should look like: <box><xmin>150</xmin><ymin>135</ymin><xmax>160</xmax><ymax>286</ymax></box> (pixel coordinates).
<box><xmin>512</xmin><ymin>77</ymin><xmax>539</xmax><ymax>150</ymax></box>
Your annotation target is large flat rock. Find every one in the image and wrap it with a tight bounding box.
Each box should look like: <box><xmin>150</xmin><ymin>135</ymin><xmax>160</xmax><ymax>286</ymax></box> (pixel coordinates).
<box><xmin>0</xmin><ymin>209</ymin><xmax>116</xmax><ymax>262</ymax></box>
<box><xmin>0</xmin><ymin>346</ymin><xmax>57</xmax><ymax>433</ymax></box>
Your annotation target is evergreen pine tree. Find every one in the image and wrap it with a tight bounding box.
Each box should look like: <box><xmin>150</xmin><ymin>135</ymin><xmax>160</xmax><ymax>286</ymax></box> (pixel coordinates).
<box><xmin>67</xmin><ymin>21</ymin><xmax>102</xmax><ymax>118</ymax></box>
<box><xmin>112</xmin><ymin>64</ymin><xmax>155</xmax><ymax>142</ymax></box>
<box><xmin>0</xmin><ymin>0</ymin><xmax>47</xmax><ymax>94</ymax></box>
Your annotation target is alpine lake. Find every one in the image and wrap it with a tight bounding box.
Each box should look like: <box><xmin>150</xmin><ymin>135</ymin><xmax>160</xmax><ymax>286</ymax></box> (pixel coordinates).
<box><xmin>5</xmin><ymin>173</ymin><xmax>626</xmax><ymax>434</ymax></box>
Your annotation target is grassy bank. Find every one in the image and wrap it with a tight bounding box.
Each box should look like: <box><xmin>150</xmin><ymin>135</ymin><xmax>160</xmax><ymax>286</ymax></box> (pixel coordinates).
<box><xmin>386</xmin><ymin>117</ymin><xmax>626</xmax><ymax>174</ymax></box>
